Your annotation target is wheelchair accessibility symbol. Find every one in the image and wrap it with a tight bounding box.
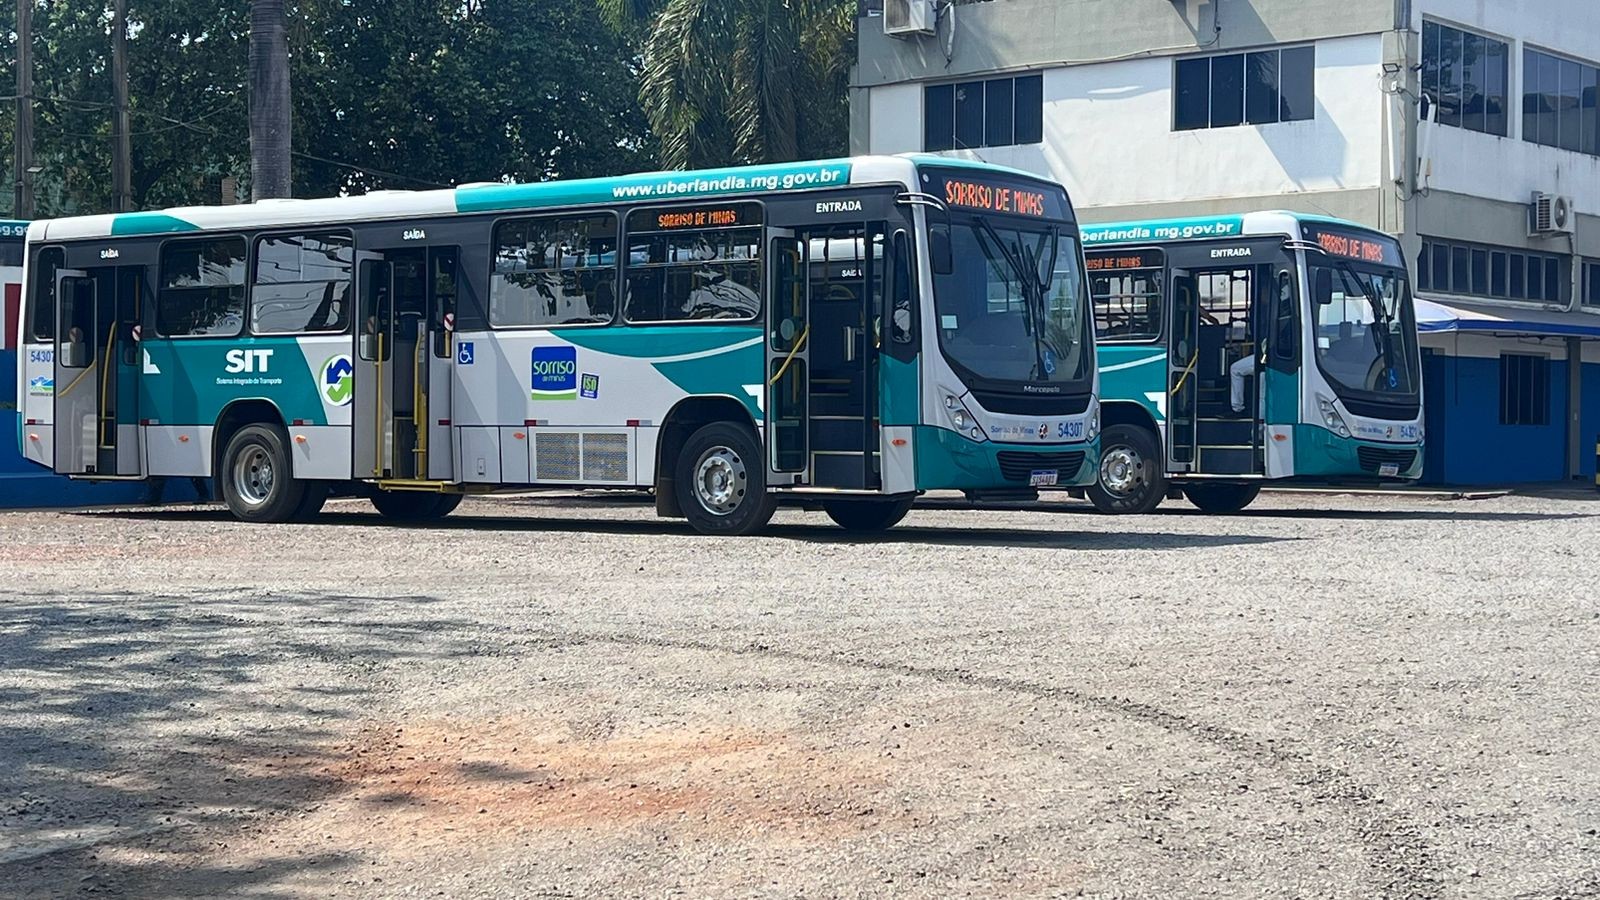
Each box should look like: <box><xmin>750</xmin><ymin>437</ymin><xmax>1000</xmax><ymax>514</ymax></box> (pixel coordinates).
<box><xmin>457</xmin><ymin>341</ymin><xmax>475</xmax><ymax>366</ymax></box>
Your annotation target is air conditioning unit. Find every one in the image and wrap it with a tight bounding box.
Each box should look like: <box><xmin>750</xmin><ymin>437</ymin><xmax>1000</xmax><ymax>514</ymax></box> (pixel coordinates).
<box><xmin>1529</xmin><ymin>192</ymin><xmax>1576</xmax><ymax>236</ymax></box>
<box><xmin>884</xmin><ymin>0</ymin><xmax>937</xmax><ymax>37</ymax></box>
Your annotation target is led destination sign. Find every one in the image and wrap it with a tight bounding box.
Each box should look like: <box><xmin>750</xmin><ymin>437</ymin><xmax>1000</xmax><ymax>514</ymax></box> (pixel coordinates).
<box><xmin>1085</xmin><ymin>250</ymin><xmax>1163</xmax><ymax>271</ymax></box>
<box><xmin>926</xmin><ymin>169</ymin><xmax>1070</xmax><ymax>221</ymax></box>
<box><xmin>1301</xmin><ymin>223</ymin><xmax>1404</xmax><ymax>268</ymax></box>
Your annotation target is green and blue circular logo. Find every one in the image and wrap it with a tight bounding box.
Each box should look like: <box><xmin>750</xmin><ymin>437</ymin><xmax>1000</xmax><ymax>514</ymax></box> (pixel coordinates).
<box><xmin>320</xmin><ymin>354</ymin><xmax>354</xmax><ymax>406</ymax></box>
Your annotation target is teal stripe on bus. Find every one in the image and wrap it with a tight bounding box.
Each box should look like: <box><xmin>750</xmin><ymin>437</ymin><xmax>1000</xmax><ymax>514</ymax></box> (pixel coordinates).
<box><xmin>454</xmin><ymin>161</ymin><xmax>855</xmax><ymax>214</ymax></box>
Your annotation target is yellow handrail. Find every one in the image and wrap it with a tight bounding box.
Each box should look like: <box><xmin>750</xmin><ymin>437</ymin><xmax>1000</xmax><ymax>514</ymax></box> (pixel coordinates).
<box><xmin>98</xmin><ymin>328</ymin><xmax>117</xmax><ymax>448</ymax></box>
<box><xmin>768</xmin><ymin>325</ymin><xmax>810</xmax><ymax>386</ymax></box>
<box><xmin>373</xmin><ymin>332</ymin><xmax>385</xmax><ymax>477</ymax></box>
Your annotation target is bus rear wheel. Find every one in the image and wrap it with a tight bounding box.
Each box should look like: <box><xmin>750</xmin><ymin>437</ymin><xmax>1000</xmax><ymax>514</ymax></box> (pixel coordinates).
<box><xmin>676</xmin><ymin>422</ymin><xmax>776</xmax><ymax>536</ymax></box>
<box><xmin>220</xmin><ymin>424</ymin><xmax>309</xmax><ymax>524</ymax></box>
<box><xmin>370</xmin><ymin>491</ymin><xmax>463</xmax><ymax>521</ymax></box>
<box><xmin>1182</xmin><ymin>482</ymin><xmax>1261</xmax><ymax>514</ymax></box>
<box><xmin>823</xmin><ymin>496</ymin><xmax>915</xmax><ymax>533</ymax></box>
<box><xmin>1087</xmin><ymin>424</ymin><xmax>1166</xmax><ymax>514</ymax></box>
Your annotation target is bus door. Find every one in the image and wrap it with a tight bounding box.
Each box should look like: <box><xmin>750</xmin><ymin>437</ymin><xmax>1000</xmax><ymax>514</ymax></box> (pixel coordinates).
<box><xmin>766</xmin><ymin>232</ymin><xmax>810</xmax><ymax>482</ymax></box>
<box><xmin>355</xmin><ymin>246</ymin><xmax>457</xmax><ymax>481</ymax></box>
<box><xmin>52</xmin><ymin>264</ymin><xmax>143</xmax><ymax>476</ymax></box>
<box><xmin>1166</xmin><ymin>268</ymin><xmax>1198</xmax><ymax>469</ymax></box>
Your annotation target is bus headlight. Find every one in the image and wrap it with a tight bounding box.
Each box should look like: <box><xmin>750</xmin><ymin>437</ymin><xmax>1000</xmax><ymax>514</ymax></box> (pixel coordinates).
<box><xmin>1318</xmin><ymin>396</ymin><xmax>1352</xmax><ymax>439</ymax></box>
<box><xmin>944</xmin><ymin>394</ymin><xmax>987</xmax><ymax>442</ymax></box>
<box><xmin>1086</xmin><ymin>404</ymin><xmax>1101</xmax><ymax>442</ymax></box>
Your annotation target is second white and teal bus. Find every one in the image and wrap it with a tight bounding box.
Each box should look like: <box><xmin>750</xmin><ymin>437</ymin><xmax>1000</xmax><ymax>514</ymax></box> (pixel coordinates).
<box><xmin>15</xmin><ymin>156</ymin><xmax>1100</xmax><ymax>534</ymax></box>
<box><xmin>1081</xmin><ymin>212</ymin><xmax>1422</xmax><ymax>513</ymax></box>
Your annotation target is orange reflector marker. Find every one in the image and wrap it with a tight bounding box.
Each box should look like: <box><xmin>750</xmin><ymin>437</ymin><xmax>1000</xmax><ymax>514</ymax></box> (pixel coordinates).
<box><xmin>178</xmin><ymin>435</ymin><xmax>190</xmax><ymax>443</ymax></box>
<box><xmin>1272</xmin><ymin>434</ymin><xmax>1288</xmax><ymax>442</ymax></box>
<box><xmin>27</xmin><ymin>433</ymin><xmax>39</xmax><ymax>442</ymax></box>
<box><xmin>891</xmin><ymin>438</ymin><xmax>908</xmax><ymax>446</ymax></box>
<box><xmin>513</xmin><ymin>432</ymin><xmax>526</xmax><ymax>440</ymax></box>
<box><xmin>294</xmin><ymin>435</ymin><xmax>308</xmax><ymax>444</ymax></box>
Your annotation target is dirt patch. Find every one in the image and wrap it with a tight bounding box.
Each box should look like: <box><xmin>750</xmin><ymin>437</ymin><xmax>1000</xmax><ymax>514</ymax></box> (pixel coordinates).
<box><xmin>229</xmin><ymin>716</ymin><xmax>894</xmax><ymax>861</ymax></box>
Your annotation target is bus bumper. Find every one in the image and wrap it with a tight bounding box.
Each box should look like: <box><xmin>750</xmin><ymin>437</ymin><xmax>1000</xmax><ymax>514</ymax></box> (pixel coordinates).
<box><xmin>913</xmin><ymin>426</ymin><xmax>1100</xmax><ymax>491</ymax></box>
<box><xmin>1291</xmin><ymin>425</ymin><xmax>1424</xmax><ymax>481</ymax></box>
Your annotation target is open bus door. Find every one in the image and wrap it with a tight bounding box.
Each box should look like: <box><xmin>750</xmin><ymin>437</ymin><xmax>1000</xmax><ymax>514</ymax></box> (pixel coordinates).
<box><xmin>1167</xmin><ymin>268</ymin><xmax>1198</xmax><ymax>469</ymax></box>
<box><xmin>766</xmin><ymin>232</ymin><xmax>810</xmax><ymax>482</ymax></box>
<box><xmin>52</xmin><ymin>268</ymin><xmax>97</xmax><ymax>473</ymax></box>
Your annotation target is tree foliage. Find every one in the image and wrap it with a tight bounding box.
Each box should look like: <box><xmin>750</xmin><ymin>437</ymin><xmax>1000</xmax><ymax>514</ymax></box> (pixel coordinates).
<box><xmin>1</xmin><ymin>0</ymin><xmax>653</xmax><ymax>216</ymax></box>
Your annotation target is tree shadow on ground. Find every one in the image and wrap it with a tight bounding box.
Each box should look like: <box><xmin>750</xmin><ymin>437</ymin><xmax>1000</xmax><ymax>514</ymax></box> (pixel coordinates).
<box><xmin>0</xmin><ymin>589</ymin><xmax>483</xmax><ymax>897</ymax></box>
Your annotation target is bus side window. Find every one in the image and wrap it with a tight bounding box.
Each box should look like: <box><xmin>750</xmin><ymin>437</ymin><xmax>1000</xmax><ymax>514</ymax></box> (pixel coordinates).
<box><xmin>29</xmin><ymin>247</ymin><xmax>64</xmax><ymax>342</ymax></box>
<box><xmin>888</xmin><ymin>230</ymin><xmax>917</xmax><ymax>358</ymax></box>
<box><xmin>1273</xmin><ymin>269</ymin><xmax>1298</xmax><ymax>366</ymax></box>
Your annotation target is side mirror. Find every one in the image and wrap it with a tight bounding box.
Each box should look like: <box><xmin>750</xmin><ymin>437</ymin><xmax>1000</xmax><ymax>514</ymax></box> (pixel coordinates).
<box><xmin>1314</xmin><ymin>268</ymin><xmax>1335</xmax><ymax>305</ymax></box>
<box><xmin>929</xmin><ymin>226</ymin><xmax>953</xmax><ymax>276</ymax></box>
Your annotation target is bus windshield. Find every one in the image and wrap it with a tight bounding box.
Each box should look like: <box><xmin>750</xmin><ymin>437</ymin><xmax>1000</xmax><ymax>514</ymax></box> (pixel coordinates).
<box><xmin>933</xmin><ymin>217</ymin><xmax>1091</xmax><ymax>388</ymax></box>
<box><xmin>1309</xmin><ymin>260</ymin><xmax>1420</xmax><ymax>399</ymax></box>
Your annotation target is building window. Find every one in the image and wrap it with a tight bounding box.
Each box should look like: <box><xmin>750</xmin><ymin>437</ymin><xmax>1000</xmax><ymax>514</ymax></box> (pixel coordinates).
<box><xmin>1523</xmin><ymin>47</ymin><xmax>1600</xmax><ymax>156</ymax></box>
<box><xmin>491</xmin><ymin>214</ymin><xmax>618</xmax><ymax>327</ymax></box>
<box><xmin>1174</xmin><ymin>46</ymin><xmax>1314</xmax><ymax>131</ymax></box>
<box><xmin>1418</xmin><ymin>237</ymin><xmax>1566</xmax><ymax>303</ymax></box>
<box><xmin>1499</xmin><ymin>353</ymin><xmax>1550</xmax><ymax>426</ymax></box>
<box><xmin>623</xmin><ymin>203</ymin><xmax>762</xmax><ymax>323</ymax></box>
<box><xmin>250</xmin><ymin>232</ymin><xmax>353</xmax><ymax>335</ymax></box>
<box><xmin>1585</xmin><ymin>260</ymin><xmax>1600</xmax><ymax>307</ymax></box>
<box><xmin>158</xmin><ymin>236</ymin><xmax>248</xmax><ymax>337</ymax></box>
<box><xmin>1422</xmin><ymin>21</ymin><xmax>1509</xmax><ymax>136</ymax></box>
<box><xmin>924</xmin><ymin>73</ymin><xmax>1043</xmax><ymax>151</ymax></box>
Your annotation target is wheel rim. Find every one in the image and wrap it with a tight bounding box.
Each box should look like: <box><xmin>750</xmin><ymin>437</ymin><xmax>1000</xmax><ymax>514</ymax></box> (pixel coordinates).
<box><xmin>693</xmin><ymin>445</ymin><xmax>747</xmax><ymax>516</ymax></box>
<box><xmin>1100</xmin><ymin>445</ymin><xmax>1145</xmax><ymax>497</ymax></box>
<box><xmin>232</xmin><ymin>445</ymin><xmax>275</xmax><ymax>507</ymax></box>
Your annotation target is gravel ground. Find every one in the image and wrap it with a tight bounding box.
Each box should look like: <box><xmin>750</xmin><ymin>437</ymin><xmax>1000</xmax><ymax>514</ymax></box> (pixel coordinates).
<box><xmin>1</xmin><ymin>489</ymin><xmax>1598</xmax><ymax>899</ymax></box>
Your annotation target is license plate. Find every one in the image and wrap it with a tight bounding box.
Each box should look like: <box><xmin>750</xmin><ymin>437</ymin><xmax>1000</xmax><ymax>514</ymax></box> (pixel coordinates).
<box><xmin>1378</xmin><ymin>463</ymin><xmax>1400</xmax><ymax>478</ymax></box>
<box><xmin>1029</xmin><ymin>470</ymin><xmax>1060</xmax><ymax>487</ymax></box>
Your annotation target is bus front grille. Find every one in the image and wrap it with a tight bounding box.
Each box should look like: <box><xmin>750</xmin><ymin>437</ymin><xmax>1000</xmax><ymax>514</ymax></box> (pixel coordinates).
<box><xmin>1356</xmin><ymin>447</ymin><xmax>1417</xmax><ymax>473</ymax></box>
<box><xmin>997</xmin><ymin>451</ymin><xmax>1086</xmax><ymax>483</ymax></box>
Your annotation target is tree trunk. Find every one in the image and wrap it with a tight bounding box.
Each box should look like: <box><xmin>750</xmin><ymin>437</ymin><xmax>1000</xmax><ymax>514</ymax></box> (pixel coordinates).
<box><xmin>249</xmin><ymin>0</ymin><xmax>292</xmax><ymax>200</ymax></box>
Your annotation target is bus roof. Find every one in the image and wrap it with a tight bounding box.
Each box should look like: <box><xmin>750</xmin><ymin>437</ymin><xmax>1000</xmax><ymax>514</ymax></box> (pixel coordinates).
<box><xmin>23</xmin><ymin>155</ymin><xmax>1059</xmax><ymax>244</ymax></box>
<box><xmin>1080</xmin><ymin>210</ymin><xmax>1391</xmax><ymax>247</ymax></box>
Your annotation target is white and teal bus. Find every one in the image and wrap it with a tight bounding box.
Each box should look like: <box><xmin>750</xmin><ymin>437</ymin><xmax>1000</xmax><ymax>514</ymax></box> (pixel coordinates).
<box><xmin>15</xmin><ymin>156</ymin><xmax>1100</xmax><ymax>534</ymax></box>
<box><xmin>1080</xmin><ymin>212</ymin><xmax>1422</xmax><ymax>514</ymax></box>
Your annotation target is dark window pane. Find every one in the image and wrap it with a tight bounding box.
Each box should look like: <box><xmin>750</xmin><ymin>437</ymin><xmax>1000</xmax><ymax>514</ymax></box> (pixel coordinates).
<box><xmin>984</xmin><ymin>78</ymin><xmax>1014</xmax><ymax>146</ymax></box>
<box><xmin>1210</xmin><ymin>53</ymin><xmax>1244</xmax><ymax>127</ymax></box>
<box><xmin>158</xmin><ymin>237</ymin><xmax>247</xmax><ymax>337</ymax></box>
<box><xmin>1470</xmin><ymin>248</ymin><xmax>1488</xmax><ymax>295</ymax></box>
<box><xmin>1417</xmin><ymin>243</ymin><xmax>1431</xmax><ymax>291</ymax></box>
<box><xmin>1462</xmin><ymin>33</ymin><xmax>1487</xmax><ymax>133</ymax></box>
<box><xmin>1524</xmin><ymin>49</ymin><xmax>1542</xmax><ymax>143</ymax></box>
<box><xmin>1560</xmin><ymin>58</ymin><xmax>1583</xmax><ymax>151</ymax></box>
<box><xmin>1013</xmin><ymin>74</ymin><xmax>1044</xmax><ymax>144</ymax></box>
<box><xmin>27</xmin><ymin>247</ymin><xmax>63</xmax><ymax>341</ymax></box>
<box><xmin>1421</xmin><ymin>21</ymin><xmax>1441</xmax><ymax>112</ymax></box>
<box><xmin>1451</xmin><ymin>245</ymin><xmax>1470</xmax><ymax>291</ymax></box>
<box><xmin>1485</xmin><ymin>38</ymin><xmax>1508</xmax><ymax>136</ymax></box>
<box><xmin>1546</xmin><ymin>257</ymin><xmax>1561</xmax><ymax>302</ymax></box>
<box><xmin>1280</xmin><ymin>46</ymin><xmax>1315</xmax><ymax>121</ymax></box>
<box><xmin>1432</xmin><ymin>243</ymin><xmax>1450</xmax><ymax>290</ymax></box>
<box><xmin>1588</xmin><ymin>262</ymin><xmax>1600</xmax><ymax>306</ymax></box>
<box><xmin>1527</xmin><ymin>255</ymin><xmax>1543</xmax><ymax>300</ymax></box>
<box><xmin>1490</xmin><ymin>252</ymin><xmax>1507</xmax><ymax>297</ymax></box>
<box><xmin>492</xmin><ymin>214</ymin><xmax>618</xmax><ymax>327</ymax></box>
<box><xmin>1174</xmin><ymin>58</ymin><xmax>1210</xmax><ymax>130</ymax></box>
<box><xmin>1583</xmin><ymin>66</ymin><xmax>1599</xmax><ymax>156</ymax></box>
<box><xmin>924</xmin><ymin>84</ymin><xmax>954</xmax><ymax>151</ymax></box>
<box><xmin>621</xmin><ymin>205</ymin><xmax>761</xmax><ymax>323</ymax></box>
<box><xmin>1510</xmin><ymin>254</ymin><xmax>1526</xmax><ymax>298</ymax></box>
<box><xmin>251</xmin><ymin>232</ymin><xmax>353</xmax><ymax>334</ymax></box>
<box><xmin>1246</xmin><ymin>50</ymin><xmax>1280</xmax><ymax>124</ymax></box>
<box><xmin>1539</xmin><ymin>52</ymin><xmax>1560</xmax><ymax>146</ymax></box>
<box><xmin>953</xmin><ymin>81</ymin><xmax>984</xmax><ymax>149</ymax></box>
<box><xmin>1437</xmin><ymin>25</ymin><xmax>1462</xmax><ymax>127</ymax></box>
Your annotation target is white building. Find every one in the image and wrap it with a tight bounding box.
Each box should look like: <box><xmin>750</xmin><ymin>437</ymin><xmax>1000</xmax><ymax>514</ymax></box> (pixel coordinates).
<box><xmin>853</xmin><ymin>0</ymin><xmax>1600</xmax><ymax>485</ymax></box>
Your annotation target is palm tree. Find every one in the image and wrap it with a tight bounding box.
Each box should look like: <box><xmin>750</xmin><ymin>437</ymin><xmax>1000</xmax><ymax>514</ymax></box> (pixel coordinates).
<box><xmin>600</xmin><ymin>0</ymin><xmax>856</xmax><ymax>169</ymax></box>
<box><xmin>249</xmin><ymin>0</ymin><xmax>292</xmax><ymax>199</ymax></box>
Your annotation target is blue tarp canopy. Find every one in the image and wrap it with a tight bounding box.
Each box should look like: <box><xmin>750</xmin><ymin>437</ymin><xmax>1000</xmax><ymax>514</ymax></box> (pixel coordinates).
<box><xmin>1415</xmin><ymin>297</ymin><xmax>1600</xmax><ymax>339</ymax></box>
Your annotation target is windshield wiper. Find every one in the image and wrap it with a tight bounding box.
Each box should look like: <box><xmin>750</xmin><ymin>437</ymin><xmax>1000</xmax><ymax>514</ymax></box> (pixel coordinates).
<box><xmin>976</xmin><ymin>218</ymin><xmax>1052</xmax><ymax>381</ymax></box>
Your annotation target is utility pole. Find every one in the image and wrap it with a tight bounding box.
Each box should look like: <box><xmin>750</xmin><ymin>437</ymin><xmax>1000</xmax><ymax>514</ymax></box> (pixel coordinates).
<box><xmin>111</xmin><ymin>0</ymin><xmax>132</xmax><ymax>212</ymax></box>
<box><xmin>12</xmin><ymin>0</ymin><xmax>35</xmax><ymax>219</ymax></box>
<box><xmin>248</xmin><ymin>0</ymin><xmax>292</xmax><ymax>200</ymax></box>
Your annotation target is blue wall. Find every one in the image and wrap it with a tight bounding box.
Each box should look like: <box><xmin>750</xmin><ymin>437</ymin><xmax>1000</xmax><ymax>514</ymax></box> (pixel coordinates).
<box><xmin>1420</xmin><ymin>351</ymin><xmax>1571</xmax><ymax>485</ymax></box>
<box><xmin>1583</xmin><ymin>361</ymin><xmax>1600</xmax><ymax>481</ymax></box>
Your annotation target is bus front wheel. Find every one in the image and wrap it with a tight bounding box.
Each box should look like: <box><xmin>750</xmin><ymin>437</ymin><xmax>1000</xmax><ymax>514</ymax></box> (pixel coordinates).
<box><xmin>677</xmin><ymin>422</ymin><xmax>777</xmax><ymax>536</ymax></box>
<box><xmin>1183</xmin><ymin>482</ymin><xmax>1261</xmax><ymax>514</ymax></box>
<box><xmin>370</xmin><ymin>491</ymin><xmax>463</xmax><ymax>521</ymax></box>
<box><xmin>823</xmin><ymin>496</ymin><xmax>915</xmax><ymax>533</ymax></box>
<box><xmin>220</xmin><ymin>424</ymin><xmax>309</xmax><ymax>523</ymax></box>
<box><xmin>1088</xmin><ymin>424</ymin><xmax>1166</xmax><ymax>514</ymax></box>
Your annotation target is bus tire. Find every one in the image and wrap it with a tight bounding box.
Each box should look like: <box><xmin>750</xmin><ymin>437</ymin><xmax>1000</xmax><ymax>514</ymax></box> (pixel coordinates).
<box><xmin>676</xmin><ymin>421</ymin><xmax>776</xmax><ymax>536</ymax></box>
<box><xmin>219</xmin><ymin>424</ymin><xmax>308</xmax><ymax>524</ymax></box>
<box><xmin>1183</xmin><ymin>482</ymin><xmax>1261</xmax><ymax>514</ymax></box>
<box><xmin>292</xmin><ymin>483</ymin><xmax>329</xmax><ymax>522</ymax></box>
<box><xmin>1087</xmin><ymin>424</ymin><xmax>1166</xmax><ymax>514</ymax></box>
<box><xmin>370</xmin><ymin>491</ymin><xmax>461</xmax><ymax>521</ymax></box>
<box><xmin>823</xmin><ymin>496</ymin><xmax>915</xmax><ymax>532</ymax></box>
